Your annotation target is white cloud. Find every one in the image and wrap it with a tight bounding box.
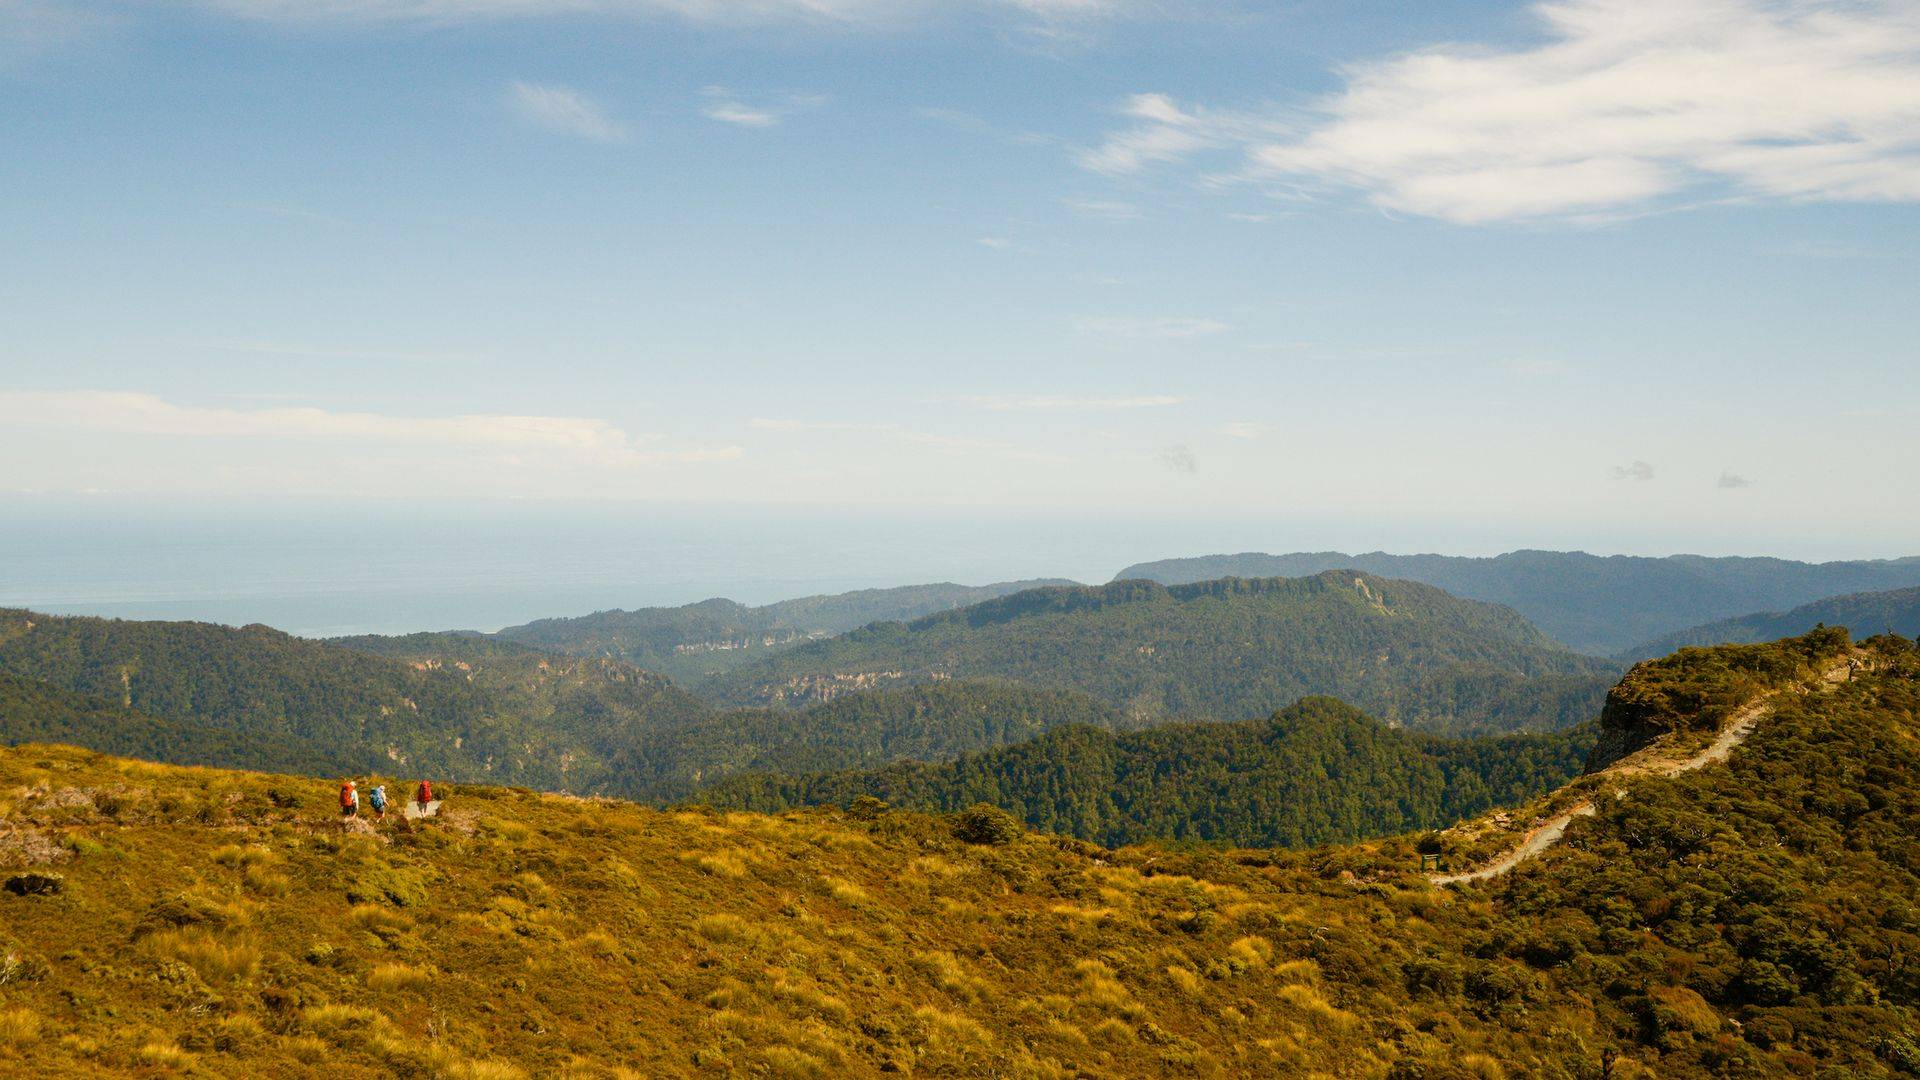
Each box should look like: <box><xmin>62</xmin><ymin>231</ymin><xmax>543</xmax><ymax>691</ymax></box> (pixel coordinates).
<box><xmin>508</xmin><ymin>81</ymin><xmax>625</xmax><ymax>142</ymax></box>
<box><xmin>976</xmin><ymin>236</ymin><xmax>1014</xmax><ymax>249</ymax></box>
<box><xmin>1612</xmin><ymin>459</ymin><xmax>1656</xmax><ymax>481</ymax></box>
<box><xmin>1075</xmin><ymin>315</ymin><xmax>1230</xmax><ymax>339</ymax></box>
<box><xmin>0</xmin><ymin>391</ymin><xmax>737</xmax><ymax>467</ymax></box>
<box><xmin>1717</xmin><ymin>470</ymin><xmax>1754</xmax><ymax>488</ymax></box>
<box><xmin>699</xmin><ymin>86</ymin><xmax>825</xmax><ymax>128</ymax></box>
<box><xmin>959</xmin><ymin>394</ymin><xmax>1182</xmax><ymax>411</ymax></box>
<box><xmin>1219</xmin><ymin>421</ymin><xmax>1265</xmax><ymax>439</ymax></box>
<box><xmin>1086</xmin><ymin>0</ymin><xmax>1920</xmax><ymax>223</ymax></box>
<box><xmin>1158</xmin><ymin>443</ymin><xmax>1198</xmax><ymax>474</ymax></box>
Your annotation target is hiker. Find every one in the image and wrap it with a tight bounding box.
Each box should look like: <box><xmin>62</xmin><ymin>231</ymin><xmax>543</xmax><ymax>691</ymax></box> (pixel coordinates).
<box><xmin>369</xmin><ymin>783</ymin><xmax>388</xmax><ymax>820</ymax></box>
<box><xmin>339</xmin><ymin>779</ymin><xmax>359</xmax><ymax>818</ymax></box>
<box><xmin>415</xmin><ymin>779</ymin><xmax>434</xmax><ymax>812</ymax></box>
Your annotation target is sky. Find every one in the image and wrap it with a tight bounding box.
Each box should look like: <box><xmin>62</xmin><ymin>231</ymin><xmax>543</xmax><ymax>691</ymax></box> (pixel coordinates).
<box><xmin>2</xmin><ymin>0</ymin><xmax>1918</xmax><ymax>559</ymax></box>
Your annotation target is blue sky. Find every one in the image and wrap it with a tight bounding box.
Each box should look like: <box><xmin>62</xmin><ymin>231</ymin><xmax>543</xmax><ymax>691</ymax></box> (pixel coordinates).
<box><xmin>3</xmin><ymin>0</ymin><xmax>1918</xmax><ymax>556</ymax></box>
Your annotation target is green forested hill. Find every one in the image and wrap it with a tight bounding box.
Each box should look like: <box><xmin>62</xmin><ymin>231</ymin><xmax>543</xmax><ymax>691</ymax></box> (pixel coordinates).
<box><xmin>1114</xmin><ymin>549</ymin><xmax>1920</xmax><ymax>654</ymax></box>
<box><xmin>697</xmin><ymin>571</ymin><xmax>1619</xmax><ymax>733</ymax></box>
<box><xmin>1620</xmin><ymin>585</ymin><xmax>1920</xmax><ymax>661</ymax></box>
<box><xmin>0</xmin><ymin>674</ymin><xmax>354</xmax><ymax>778</ymax></box>
<box><xmin>700</xmin><ymin>696</ymin><xmax>1594</xmax><ymax>848</ymax></box>
<box><xmin>606</xmin><ymin>679</ymin><xmax>1130</xmax><ymax>801</ymax></box>
<box><xmin>0</xmin><ymin>610</ymin><xmax>706</xmax><ymax>793</ymax></box>
<box><xmin>494</xmin><ymin>578</ymin><xmax>1075</xmax><ymax>683</ymax></box>
<box><xmin>0</xmin><ymin>613</ymin><xmax>1134</xmax><ymax>803</ymax></box>
<box><xmin>2</xmin><ymin>634</ymin><xmax>1914</xmax><ymax>1076</ymax></box>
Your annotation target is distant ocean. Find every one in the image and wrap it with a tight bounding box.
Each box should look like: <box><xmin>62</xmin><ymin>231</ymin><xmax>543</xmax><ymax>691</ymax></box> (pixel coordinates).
<box><xmin>0</xmin><ymin>497</ymin><xmax>1319</xmax><ymax>638</ymax></box>
<box><xmin>0</xmin><ymin>496</ymin><xmax>1854</xmax><ymax>638</ymax></box>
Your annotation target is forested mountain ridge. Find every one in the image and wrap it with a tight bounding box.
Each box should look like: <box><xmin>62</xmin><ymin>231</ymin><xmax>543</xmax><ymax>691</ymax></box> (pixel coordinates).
<box><xmin>1620</xmin><ymin>584</ymin><xmax>1920</xmax><ymax>661</ymax></box>
<box><xmin>0</xmin><ymin>673</ymin><xmax>355</xmax><ymax>778</ymax></box>
<box><xmin>698</xmin><ymin>696</ymin><xmax>1595</xmax><ymax>848</ymax></box>
<box><xmin>1114</xmin><ymin>549</ymin><xmax>1920</xmax><ymax>654</ymax></box>
<box><xmin>493</xmin><ymin>578</ymin><xmax>1076</xmax><ymax>684</ymax></box>
<box><xmin>606</xmin><ymin>679</ymin><xmax>1132</xmax><ymax>801</ymax></box>
<box><xmin>0</xmin><ymin>610</ymin><xmax>706</xmax><ymax>793</ymax></box>
<box><xmin>1</xmin><ymin>632</ymin><xmax>1916</xmax><ymax>1076</ymax></box>
<box><xmin>697</xmin><ymin>571</ymin><xmax>1620</xmax><ymax>734</ymax></box>
<box><xmin>0</xmin><ymin>613</ymin><xmax>1134</xmax><ymax>803</ymax></box>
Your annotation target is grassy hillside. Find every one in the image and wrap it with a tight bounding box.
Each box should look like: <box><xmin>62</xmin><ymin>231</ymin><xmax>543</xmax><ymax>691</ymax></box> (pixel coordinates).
<box><xmin>0</xmin><ymin>634</ymin><xmax>1916</xmax><ymax>1076</ymax></box>
<box><xmin>1113</xmin><ymin>549</ymin><xmax>1920</xmax><ymax>654</ymax></box>
<box><xmin>700</xmin><ymin>696</ymin><xmax>1594</xmax><ymax>848</ymax></box>
<box><xmin>0</xmin><ymin>611</ymin><xmax>707</xmax><ymax>793</ymax></box>
<box><xmin>1620</xmin><ymin>585</ymin><xmax>1920</xmax><ymax>661</ymax></box>
<box><xmin>494</xmin><ymin>579</ymin><xmax>1076</xmax><ymax>684</ymax></box>
<box><xmin>698</xmin><ymin>572</ymin><xmax>1619</xmax><ymax>734</ymax></box>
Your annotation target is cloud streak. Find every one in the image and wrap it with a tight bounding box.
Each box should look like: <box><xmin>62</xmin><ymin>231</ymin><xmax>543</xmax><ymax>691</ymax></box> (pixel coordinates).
<box><xmin>508</xmin><ymin>81</ymin><xmax>625</xmax><ymax>142</ymax></box>
<box><xmin>0</xmin><ymin>391</ymin><xmax>737</xmax><ymax>467</ymax></box>
<box><xmin>1086</xmin><ymin>0</ymin><xmax>1920</xmax><ymax>223</ymax></box>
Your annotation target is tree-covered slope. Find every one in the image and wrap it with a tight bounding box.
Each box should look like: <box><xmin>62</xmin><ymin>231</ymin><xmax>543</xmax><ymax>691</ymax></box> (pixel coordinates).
<box><xmin>0</xmin><ymin>674</ymin><xmax>353</xmax><ymax>778</ymax></box>
<box><xmin>700</xmin><ymin>696</ymin><xmax>1595</xmax><ymax>848</ymax></box>
<box><xmin>494</xmin><ymin>578</ymin><xmax>1075</xmax><ymax>684</ymax></box>
<box><xmin>0</xmin><ymin>610</ymin><xmax>707</xmax><ymax>793</ymax></box>
<box><xmin>0</xmin><ymin>633</ymin><xmax>1916</xmax><ymax>1076</ymax></box>
<box><xmin>0</xmin><ymin>614</ymin><xmax>1138</xmax><ymax>804</ymax></box>
<box><xmin>698</xmin><ymin>572</ymin><xmax>1619</xmax><ymax>734</ymax></box>
<box><xmin>605</xmin><ymin>679</ymin><xmax>1130</xmax><ymax>801</ymax></box>
<box><xmin>1113</xmin><ymin>549</ymin><xmax>1920</xmax><ymax>655</ymax></box>
<box><xmin>1620</xmin><ymin>584</ymin><xmax>1920</xmax><ymax>661</ymax></box>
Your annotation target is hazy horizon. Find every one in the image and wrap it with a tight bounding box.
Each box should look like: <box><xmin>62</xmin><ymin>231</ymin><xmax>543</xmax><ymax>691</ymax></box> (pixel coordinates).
<box><xmin>3</xmin><ymin>494</ymin><xmax>1913</xmax><ymax>637</ymax></box>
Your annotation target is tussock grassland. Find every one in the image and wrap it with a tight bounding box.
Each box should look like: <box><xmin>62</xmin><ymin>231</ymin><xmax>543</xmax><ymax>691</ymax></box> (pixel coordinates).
<box><xmin>0</xmin><ymin>632</ymin><xmax>1915</xmax><ymax>1078</ymax></box>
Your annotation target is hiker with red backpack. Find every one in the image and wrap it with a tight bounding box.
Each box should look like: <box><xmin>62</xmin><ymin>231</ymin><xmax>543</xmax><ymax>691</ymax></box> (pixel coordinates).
<box><xmin>415</xmin><ymin>779</ymin><xmax>433</xmax><ymax>811</ymax></box>
<box><xmin>339</xmin><ymin>779</ymin><xmax>359</xmax><ymax>818</ymax></box>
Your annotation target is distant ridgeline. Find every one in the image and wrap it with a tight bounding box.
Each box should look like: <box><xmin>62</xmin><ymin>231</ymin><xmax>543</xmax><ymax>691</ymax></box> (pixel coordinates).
<box><xmin>697</xmin><ymin>571</ymin><xmax>1620</xmax><ymax>735</ymax></box>
<box><xmin>492</xmin><ymin>578</ymin><xmax>1077</xmax><ymax>684</ymax></box>
<box><xmin>1113</xmin><ymin>549</ymin><xmax>1920</xmax><ymax>655</ymax></box>
<box><xmin>1620</xmin><ymin>584</ymin><xmax>1920</xmax><ymax>662</ymax></box>
<box><xmin>699</xmin><ymin>696</ymin><xmax>1595</xmax><ymax>849</ymax></box>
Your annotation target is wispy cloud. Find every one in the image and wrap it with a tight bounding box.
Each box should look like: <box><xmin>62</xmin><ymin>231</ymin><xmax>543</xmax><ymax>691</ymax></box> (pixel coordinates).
<box><xmin>1219</xmin><ymin>421</ymin><xmax>1265</xmax><ymax>439</ymax></box>
<box><xmin>508</xmin><ymin>80</ymin><xmax>625</xmax><ymax>142</ymax></box>
<box><xmin>0</xmin><ymin>391</ymin><xmax>737</xmax><ymax>467</ymax></box>
<box><xmin>976</xmin><ymin>236</ymin><xmax>1015</xmax><ymax>249</ymax></box>
<box><xmin>959</xmin><ymin>394</ymin><xmax>1182</xmax><ymax>411</ymax></box>
<box><xmin>1075</xmin><ymin>315</ymin><xmax>1230</xmax><ymax>339</ymax></box>
<box><xmin>1717</xmin><ymin>470</ymin><xmax>1754</xmax><ymax>489</ymax></box>
<box><xmin>1158</xmin><ymin>443</ymin><xmax>1198</xmax><ymax>474</ymax></box>
<box><xmin>1612</xmin><ymin>460</ymin><xmax>1656</xmax><ymax>482</ymax></box>
<box><xmin>1085</xmin><ymin>0</ymin><xmax>1920</xmax><ymax>224</ymax></box>
<box><xmin>700</xmin><ymin>86</ymin><xmax>825</xmax><ymax>128</ymax></box>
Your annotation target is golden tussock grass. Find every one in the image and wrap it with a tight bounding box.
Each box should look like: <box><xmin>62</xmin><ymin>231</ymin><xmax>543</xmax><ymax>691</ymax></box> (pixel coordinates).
<box><xmin>366</xmin><ymin>962</ymin><xmax>434</xmax><ymax>992</ymax></box>
<box><xmin>0</xmin><ymin>1006</ymin><xmax>42</xmax><ymax>1045</ymax></box>
<box><xmin>912</xmin><ymin>950</ymin><xmax>990</xmax><ymax>1002</ymax></box>
<box><xmin>144</xmin><ymin>930</ymin><xmax>260</xmax><ymax>982</ymax></box>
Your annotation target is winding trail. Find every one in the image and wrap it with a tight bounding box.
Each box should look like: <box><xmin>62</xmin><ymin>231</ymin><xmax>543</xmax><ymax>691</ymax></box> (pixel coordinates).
<box><xmin>1430</xmin><ymin>660</ymin><xmax>1854</xmax><ymax>886</ymax></box>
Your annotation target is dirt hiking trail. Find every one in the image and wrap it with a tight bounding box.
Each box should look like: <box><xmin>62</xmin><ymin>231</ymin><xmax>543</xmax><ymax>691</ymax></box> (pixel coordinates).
<box><xmin>1431</xmin><ymin>658</ymin><xmax>1856</xmax><ymax>886</ymax></box>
